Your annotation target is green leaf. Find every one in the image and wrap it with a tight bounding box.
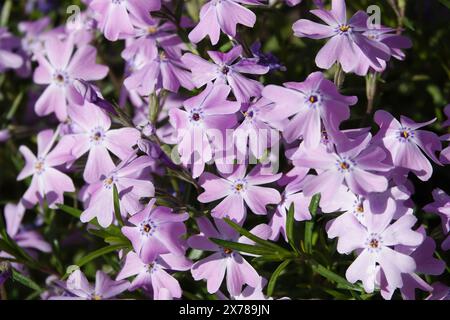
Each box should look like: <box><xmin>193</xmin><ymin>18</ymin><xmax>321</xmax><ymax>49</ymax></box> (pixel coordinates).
<box><xmin>286</xmin><ymin>203</ymin><xmax>298</xmax><ymax>253</ymax></box>
<box><xmin>6</xmin><ymin>91</ymin><xmax>24</xmax><ymax>120</ymax></box>
<box><xmin>113</xmin><ymin>184</ymin><xmax>124</xmax><ymax>227</ymax></box>
<box><xmin>222</xmin><ymin>218</ymin><xmax>287</xmax><ymax>252</ymax></box>
<box><xmin>210</xmin><ymin>238</ymin><xmax>279</xmax><ymax>257</ymax></box>
<box><xmin>0</xmin><ymin>0</ymin><xmax>12</xmax><ymax>27</ymax></box>
<box><xmin>311</xmin><ymin>263</ymin><xmax>361</xmax><ymax>292</ymax></box>
<box><xmin>304</xmin><ymin>194</ymin><xmax>321</xmax><ymax>254</ymax></box>
<box><xmin>75</xmin><ymin>244</ymin><xmax>128</xmax><ymax>269</ymax></box>
<box><xmin>57</xmin><ymin>204</ymin><xmax>82</xmax><ymax>220</ymax></box>
<box><xmin>267</xmin><ymin>260</ymin><xmax>291</xmax><ymax>297</ymax></box>
<box><xmin>439</xmin><ymin>0</ymin><xmax>450</xmax><ymax>9</ymax></box>
<box><xmin>11</xmin><ymin>269</ymin><xmax>43</xmax><ymax>293</ymax></box>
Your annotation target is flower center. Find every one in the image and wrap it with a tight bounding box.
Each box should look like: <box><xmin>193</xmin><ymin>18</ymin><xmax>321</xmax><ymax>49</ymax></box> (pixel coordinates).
<box><xmin>159</xmin><ymin>51</ymin><xmax>167</xmax><ymax>61</ymax></box>
<box><xmin>339</xmin><ymin>25</ymin><xmax>351</xmax><ymax>32</ymax></box>
<box><xmin>397</xmin><ymin>128</ymin><xmax>414</xmax><ymax>142</ymax></box>
<box><xmin>189</xmin><ymin>108</ymin><xmax>204</xmax><ymax>125</ymax></box>
<box><xmin>309</xmin><ymin>95</ymin><xmax>318</xmax><ymax>103</ymax></box>
<box><xmin>103</xmin><ymin>176</ymin><xmax>115</xmax><ymax>189</ymax></box>
<box><xmin>192</xmin><ymin>113</ymin><xmax>200</xmax><ymax>121</ymax></box>
<box><xmin>232</xmin><ymin>179</ymin><xmax>247</xmax><ymax>194</ymax></box>
<box><xmin>340</xmin><ymin>161</ymin><xmax>350</xmax><ymax>170</ymax></box>
<box><xmin>365</xmin><ymin>233</ymin><xmax>383</xmax><ymax>253</ymax></box>
<box><xmin>336</xmin><ymin>157</ymin><xmax>355</xmax><ymax>173</ymax></box>
<box><xmin>92</xmin><ymin>294</ymin><xmax>102</xmax><ymax>300</ymax></box>
<box><xmin>223</xmin><ymin>248</ymin><xmax>233</xmax><ymax>255</ymax></box>
<box><xmin>34</xmin><ymin>160</ymin><xmax>45</xmax><ymax>174</ymax></box>
<box><xmin>221</xmin><ymin>65</ymin><xmax>230</xmax><ymax>75</ymax></box>
<box><xmin>143</xmin><ymin>224</ymin><xmax>151</xmax><ymax>233</ymax></box>
<box><xmin>53</xmin><ymin>71</ymin><xmax>69</xmax><ymax>86</ymax></box>
<box><xmin>369</xmin><ymin>239</ymin><xmax>379</xmax><ymax>248</ymax></box>
<box><xmin>147</xmin><ymin>26</ymin><xmax>158</xmax><ymax>35</ymax></box>
<box><xmin>90</xmin><ymin>127</ymin><xmax>105</xmax><ymax>145</ymax></box>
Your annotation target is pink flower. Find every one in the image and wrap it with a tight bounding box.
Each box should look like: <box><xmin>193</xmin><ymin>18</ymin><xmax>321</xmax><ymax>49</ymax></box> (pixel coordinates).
<box><xmin>233</xmin><ymin>97</ymin><xmax>286</xmax><ymax>159</ymax></box>
<box><xmin>333</xmin><ymin>210</ymin><xmax>423</xmax><ymax>293</ymax></box>
<box><xmin>269</xmin><ymin>177</ymin><xmax>312</xmax><ymax>242</ymax></box>
<box><xmin>292</xmin><ymin>133</ymin><xmax>391</xmax><ymax>200</ymax></box>
<box><xmin>378</xmin><ymin>227</ymin><xmax>445</xmax><ymax>300</ymax></box>
<box><xmin>0</xmin><ymin>27</ymin><xmax>23</xmax><ymax>72</ymax></box>
<box><xmin>374</xmin><ymin>110</ymin><xmax>442</xmax><ymax>181</ymax></box>
<box><xmin>188</xmin><ymin>0</ymin><xmax>263</xmax><ymax>45</ymax></box>
<box><xmin>293</xmin><ymin>0</ymin><xmax>391</xmax><ymax>75</ymax></box>
<box><xmin>123</xmin><ymin>47</ymin><xmax>194</xmax><ymax>96</ymax></box>
<box><xmin>182</xmin><ymin>45</ymin><xmax>269</xmax><ymax>102</ymax></box>
<box><xmin>1</xmin><ymin>203</ymin><xmax>51</xmax><ymax>270</ymax></box>
<box><xmin>80</xmin><ymin>155</ymin><xmax>155</xmax><ymax>228</ymax></box>
<box><xmin>33</xmin><ymin>37</ymin><xmax>108</xmax><ymax>121</ymax></box>
<box><xmin>262</xmin><ymin>71</ymin><xmax>357</xmax><ymax>146</ymax></box>
<box><xmin>197</xmin><ymin>164</ymin><xmax>281</xmax><ymax>222</ymax></box>
<box><xmin>17</xmin><ymin>129</ymin><xmax>75</xmax><ymax>209</ymax></box>
<box><xmin>169</xmin><ymin>83</ymin><xmax>240</xmax><ymax>178</ymax></box>
<box><xmin>188</xmin><ymin>217</ymin><xmax>269</xmax><ymax>296</ymax></box>
<box><xmin>53</xmin><ymin>269</ymin><xmax>129</xmax><ymax>300</ymax></box>
<box><xmin>116</xmin><ymin>251</ymin><xmax>191</xmax><ymax>299</ymax></box>
<box><xmin>423</xmin><ymin>188</ymin><xmax>450</xmax><ymax>250</ymax></box>
<box><xmin>63</xmin><ymin>102</ymin><xmax>140</xmax><ymax>183</ymax></box>
<box><xmin>89</xmin><ymin>0</ymin><xmax>161</xmax><ymax>41</ymax></box>
<box><xmin>353</xmin><ymin>26</ymin><xmax>412</xmax><ymax>75</ymax></box>
<box><xmin>122</xmin><ymin>199</ymin><xmax>189</xmax><ymax>262</ymax></box>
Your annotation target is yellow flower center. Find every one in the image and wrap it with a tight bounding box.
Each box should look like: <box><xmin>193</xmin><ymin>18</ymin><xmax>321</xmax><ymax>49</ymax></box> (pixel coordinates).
<box><xmin>147</xmin><ymin>26</ymin><xmax>157</xmax><ymax>34</ymax></box>
<box><xmin>340</xmin><ymin>25</ymin><xmax>350</xmax><ymax>32</ymax></box>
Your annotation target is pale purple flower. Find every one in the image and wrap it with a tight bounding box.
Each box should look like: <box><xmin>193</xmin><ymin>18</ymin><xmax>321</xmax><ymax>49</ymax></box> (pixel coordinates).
<box><xmin>262</xmin><ymin>71</ymin><xmax>358</xmax><ymax>146</ymax></box>
<box><xmin>353</xmin><ymin>26</ymin><xmax>412</xmax><ymax>75</ymax></box>
<box><xmin>0</xmin><ymin>28</ymin><xmax>23</xmax><ymax>72</ymax></box>
<box><xmin>81</xmin><ymin>155</ymin><xmax>155</xmax><ymax>228</ymax></box>
<box><xmin>123</xmin><ymin>46</ymin><xmax>194</xmax><ymax>96</ymax></box>
<box><xmin>122</xmin><ymin>199</ymin><xmax>188</xmax><ymax>262</ymax></box>
<box><xmin>33</xmin><ymin>37</ymin><xmax>108</xmax><ymax>121</ymax></box>
<box><xmin>188</xmin><ymin>0</ymin><xmax>263</xmax><ymax>45</ymax></box>
<box><xmin>121</xmin><ymin>17</ymin><xmax>181</xmax><ymax>62</ymax></box>
<box><xmin>334</xmin><ymin>210</ymin><xmax>423</xmax><ymax>293</ymax></box>
<box><xmin>250</xmin><ymin>42</ymin><xmax>286</xmax><ymax>72</ymax></box>
<box><xmin>182</xmin><ymin>45</ymin><xmax>269</xmax><ymax>102</ymax></box>
<box><xmin>0</xmin><ymin>202</ymin><xmax>51</xmax><ymax>265</ymax></box>
<box><xmin>269</xmin><ymin>177</ymin><xmax>312</xmax><ymax>242</ymax></box>
<box><xmin>292</xmin><ymin>0</ymin><xmax>391</xmax><ymax>74</ymax></box>
<box><xmin>326</xmin><ymin>185</ymin><xmax>413</xmax><ymax>240</ymax></box>
<box><xmin>443</xmin><ymin>104</ymin><xmax>450</xmax><ymax>128</ymax></box>
<box><xmin>89</xmin><ymin>0</ymin><xmax>161</xmax><ymax>41</ymax></box>
<box><xmin>216</xmin><ymin>277</ymin><xmax>275</xmax><ymax>300</ymax></box>
<box><xmin>188</xmin><ymin>217</ymin><xmax>270</xmax><ymax>296</ymax></box>
<box><xmin>18</xmin><ymin>17</ymin><xmax>51</xmax><ymax>57</ymax></box>
<box><xmin>373</xmin><ymin>110</ymin><xmax>442</xmax><ymax>181</ymax></box>
<box><xmin>52</xmin><ymin>269</ymin><xmax>129</xmax><ymax>300</ymax></box>
<box><xmin>285</xmin><ymin>0</ymin><xmax>302</xmax><ymax>6</ymax></box>
<box><xmin>426</xmin><ymin>283</ymin><xmax>450</xmax><ymax>300</ymax></box>
<box><xmin>378</xmin><ymin>227</ymin><xmax>445</xmax><ymax>300</ymax></box>
<box><xmin>116</xmin><ymin>251</ymin><xmax>191</xmax><ymax>299</ymax></box>
<box><xmin>197</xmin><ymin>164</ymin><xmax>281</xmax><ymax>221</ymax></box>
<box><xmin>17</xmin><ymin>129</ymin><xmax>75</xmax><ymax>209</ymax></box>
<box><xmin>63</xmin><ymin>101</ymin><xmax>140</xmax><ymax>183</ymax></box>
<box><xmin>423</xmin><ymin>188</ymin><xmax>450</xmax><ymax>250</ymax></box>
<box><xmin>292</xmin><ymin>133</ymin><xmax>391</xmax><ymax>199</ymax></box>
<box><xmin>169</xmin><ymin>83</ymin><xmax>240</xmax><ymax>178</ymax></box>
<box><xmin>233</xmin><ymin>97</ymin><xmax>285</xmax><ymax>159</ymax></box>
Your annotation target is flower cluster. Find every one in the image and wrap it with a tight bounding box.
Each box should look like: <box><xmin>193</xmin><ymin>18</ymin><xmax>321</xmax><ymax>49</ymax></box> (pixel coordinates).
<box><xmin>0</xmin><ymin>0</ymin><xmax>448</xmax><ymax>301</ymax></box>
